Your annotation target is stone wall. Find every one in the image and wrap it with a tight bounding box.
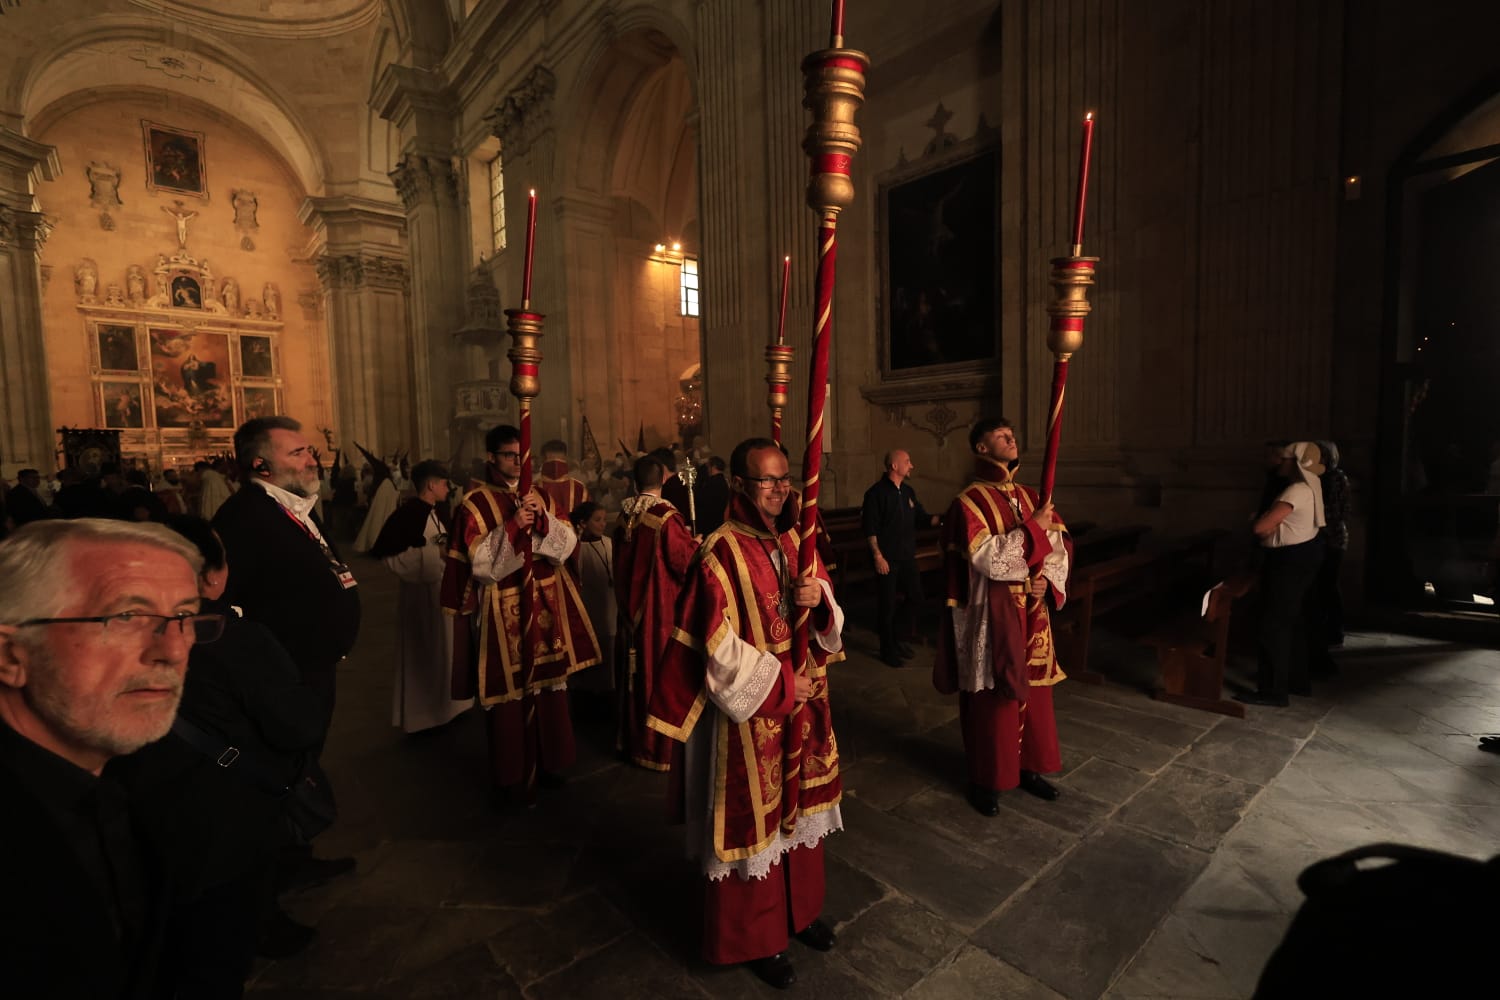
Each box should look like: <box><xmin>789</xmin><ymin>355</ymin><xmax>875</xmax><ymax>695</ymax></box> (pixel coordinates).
<box><xmin>32</xmin><ymin>94</ymin><xmax>333</xmax><ymax>466</ymax></box>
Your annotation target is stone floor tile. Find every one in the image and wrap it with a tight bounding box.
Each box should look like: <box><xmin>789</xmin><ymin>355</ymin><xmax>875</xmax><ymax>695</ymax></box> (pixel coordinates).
<box><xmin>973</xmin><ymin>826</ymin><xmax>1211</xmax><ymax>1000</ymax></box>
<box><xmin>834</xmin><ymin>896</ymin><xmax>965</xmax><ymax>994</ymax></box>
<box><xmin>1220</xmin><ymin>789</ymin><xmax>1394</xmax><ymax>854</ymax></box>
<box><xmin>994</xmin><ymin>779</ymin><xmax>1117</xmax><ymax>837</ymax></box>
<box><xmin>1174</xmin><ymin>843</ymin><xmax>1325</xmax><ymax>916</ymax></box>
<box><xmin>822</xmin><ymin>853</ymin><xmax>891</xmax><ymax>931</ymax></box>
<box><xmin>1354</xmin><ymin>801</ymin><xmax>1500</xmax><ymax>859</ymax></box>
<box><xmin>827</xmin><ymin>796</ymin><xmax>1030</xmax><ymax>930</ymax></box>
<box><xmin>1056</xmin><ymin>756</ymin><xmax>1153</xmax><ymax>804</ymax></box>
<box><xmin>1179</xmin><ymin>723</ymin><xmax>1303</xmax><ymax>785</ymax></box>
<box><xmin>526</xmin><ymin>932</ymin><xmax>706</xmax><ymax>1000</ymax></box>
<box><xmin>1117</xmin><ymin>764</ymin><xmax>1261</xmax><ymax>851</ymax></box>
<box><xmin>382</xmin><ymin>941</ymin><xmax>524</xmax><ymax>999</ymax></box>
<box><xmin>840</xmin><ymin>753</ymin><xmax>941</xmax><ymax>811</ymax></box>
<box><xmin>907</xmin><ymin>945</ymin><xmax>1067</xmax><ymax>999</ymax></box>
<box><xmin>1055</xmin><ymin>717</ymin><xmax>1183</xmax><ymax>773</ymax></box>
<box><xmin>388</xmin><ymin>908</ymin><xmax>529</xmax><ymax>977</ymax></box>
<box><xmin>253</xmin><ymin>905</ymin><xmax>427</xmax><ymax>990</ymax></box>
<box><xmin>690</xmin><ymin>947</ymin><xmax>882</xmax><ymax>1000</ymax></box>
<box><xmin>333</xmin><ymin>840</ymin><xmax>486</xmax><ymax>910</ymax></box>
<box><xmin>894</xmin><ymin>785</ymin><xmax>1080</xmax><ymax>874</ymax></box>
<box><xmin>444</xmin><ymin>839</ymin><xmax>582</xmax><ymax>909</ymax></box>
<box><xmin>1111</xmin><ymin>909</ymin><xmax>1287</xmax><ymax>1000</ymax></box>
<box><xmin>484</xmin><ymin>891</ymin><xmax>632</xmax><ymax>986</ymax></box>
<box><xmin>1054</xmin><ymin>693</ymin><xmax>1211</xmax><ymax>749</ymax></box>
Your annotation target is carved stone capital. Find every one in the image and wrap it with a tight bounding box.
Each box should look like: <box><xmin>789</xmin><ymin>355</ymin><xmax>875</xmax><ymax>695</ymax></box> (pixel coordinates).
<box><xmin>315</xmin><ymin>252</ymin><xmax>409</xmax><ymax>292</ymax></box>
<box><xmin>486</xmin><ymin>66</ymin><xmax>557</xmax><ymax>159</ymax></box>
<box><xmin>0</xmin><ymin>202</ymin><xmax>53</xmax><ymax>252</ymax></box>
<box><xmin>390</xmin><ymin>154</ymin><xmax>460</xmax><ymax>212</ymax></box>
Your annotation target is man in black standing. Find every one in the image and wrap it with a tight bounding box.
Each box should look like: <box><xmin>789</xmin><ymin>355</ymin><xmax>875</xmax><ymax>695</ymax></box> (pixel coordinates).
<box><xmin>213</xmin><ymin>416</ymin><xmax>360</xmax><ymax>884</ymax></box>
<box><xmin>861</xmin><ymin>449</ymin><xmax>939</xmax><ymax>667</ymax></box>
<box><xmin>7</xmin><ymin>469</ymin><xmax>53</xmax><ymax>527</ymax></box>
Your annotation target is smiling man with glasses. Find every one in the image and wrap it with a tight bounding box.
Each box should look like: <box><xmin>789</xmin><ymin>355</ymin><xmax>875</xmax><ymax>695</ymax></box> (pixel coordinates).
<box><xmin>0</xmin><ymin>517</ymin><xmax>206</xmax><ymax>998</ymax></box>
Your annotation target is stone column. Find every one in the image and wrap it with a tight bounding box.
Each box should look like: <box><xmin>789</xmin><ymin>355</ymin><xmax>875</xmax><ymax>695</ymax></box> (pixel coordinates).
<box><xmin>376</xmin><ymin>65</ymin><xmax>469</xmax><ymax>459</ymax></box>
<box><xmin>0</xmin><ymin>127</ymin><xmax>60</xmax><ymax>475</ymax></box>
<box><xmin>302</xmin><ymin>195</ymin><xmax>412</xmax><ymax>455</ymax></box>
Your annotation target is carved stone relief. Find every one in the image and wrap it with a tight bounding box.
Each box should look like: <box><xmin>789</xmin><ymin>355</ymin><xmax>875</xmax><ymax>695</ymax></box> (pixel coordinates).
<box><xmin>486</xmin><ymin>66</ymin><xmax>557</xmax><ymax>159</ymax></box>
<box><xmin>86</xmin><ymin>161</ymin><xmax>123</xmax><ymax>230</ymax></box>
<box><xmin>263</xmin><ymin>282</ymin><xmax>281</xmax><ymax>320</ymax></box>
<box><xmin>390</xmin><ymin>155</ymin><xmax>460</xmax><ymax>212</ymax></box>
<box><xmin>231</xmin><ymin>189</ymin><xmax>259</xmax><ymax>250</ymax></box>
<box><xmin>315</xmin><ymin>252</ymin><xmax>409</xmax><ymax>291</ymax></box>
<box><xmin>76</xmin><ymin>258</ymin><xmax>99</xmax><ymax>304</ymax></box>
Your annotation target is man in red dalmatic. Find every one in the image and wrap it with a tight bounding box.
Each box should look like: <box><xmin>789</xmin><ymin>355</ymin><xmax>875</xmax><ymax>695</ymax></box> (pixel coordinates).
<box><xmin>613</xmin><ymin>454</ymin><xmax>699</xmax><ymax>770</ymax></box>
<box><xmin>537</xmin><ymin>439</ymin><xmax>589</xmax><ymax>519</ymax></box>
<box><xmin>647</xmin><ymin>437</ymin><xmax>844</xmax><ymax>991</ymax></box>
<box><xmin>934</xmin><ymin>416</ymin><xmax>1071</xmax><ymax>817</ymax></box>
<box><xmin>441</xmin><ymin>424</ymin><xmax>601</xmax><ymax>801</ymax></box>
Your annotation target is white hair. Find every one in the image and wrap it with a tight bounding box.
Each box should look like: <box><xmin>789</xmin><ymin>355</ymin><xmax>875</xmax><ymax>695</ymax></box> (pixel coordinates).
<box><xmin>0</xmin><ymin>518</ymin><xmax>204</xmax><ymax>625</ymax></box>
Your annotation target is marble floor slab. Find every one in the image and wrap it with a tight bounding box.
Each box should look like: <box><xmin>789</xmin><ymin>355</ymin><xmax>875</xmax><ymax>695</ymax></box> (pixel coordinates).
<box><xmin>242</xmin><ymin>561</ymin><xmax>1500</xmax><ymax>998</ymax></box>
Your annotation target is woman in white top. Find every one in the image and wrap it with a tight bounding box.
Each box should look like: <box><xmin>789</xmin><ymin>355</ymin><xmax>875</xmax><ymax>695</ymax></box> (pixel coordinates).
<box><xmin>1238</xmin><ymin>442</ymin><xmax>1327</xmax><ymax>707</ymax></box>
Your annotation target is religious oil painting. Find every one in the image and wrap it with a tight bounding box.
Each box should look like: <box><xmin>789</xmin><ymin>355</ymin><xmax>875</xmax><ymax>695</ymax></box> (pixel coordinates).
<box><xmin>96</xmin><ymin>323</ymin><xmax>140</xmax><ymax>372</ymax></box>
<box><xmin>239</xmin><ymin>334</ymin><xmax>275</xmax><ymax>379</ymax></box>
<box><xmin>241</xmin><ymin>386</ymin><xmax>280</xmax><ymax>423</ymax></box>
<box><xmin>99</xmin><ymin>380</ymin><xmax>146</xmax><ymax>429</ymax></box>
<box><xmin>879</xmin><ymin>144</ymin><xmax>1000</xmax><ymax>376</ymax></box>
<box><xmin>170</xmin><ymin>274</ymin><xmax>203</xmax><ymax>309</ymax></box>
<box><xmin>149</xmin><ymin>328</ymin><xmax>233</xmax><ymax>429</ymax></box>
<box><xmin>142</xmin><ymin>121</ymin><xmax>207</xmax><ymax>198</ymax></box>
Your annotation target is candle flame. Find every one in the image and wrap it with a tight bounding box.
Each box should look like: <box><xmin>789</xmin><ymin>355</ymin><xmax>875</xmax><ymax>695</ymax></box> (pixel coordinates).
<box><xmin>529</xmin><ymin>188</ymin><xmax>536</xmax><ymax>197</ymax></box>
<box><xmin>784</xmin><ymin>255</ymin><xmax>791</xmax><ymax>263</ymax></box>
<box><xmin>1085</xmin><ymin>111</ymin><xmax>1094</xmax><ymax>121</ymax></box>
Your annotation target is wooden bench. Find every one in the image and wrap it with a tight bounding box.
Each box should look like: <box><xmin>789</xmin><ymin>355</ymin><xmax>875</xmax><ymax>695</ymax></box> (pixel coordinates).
<box><xmin>1141</xmin><ymin>571</ymin><xmax>1257</xmax><ymax>718</ymax></box>
<box><xmin>1052</xmin><ymin>529</ymin><xmax>1227</xmax><ymax>684</ymax></box>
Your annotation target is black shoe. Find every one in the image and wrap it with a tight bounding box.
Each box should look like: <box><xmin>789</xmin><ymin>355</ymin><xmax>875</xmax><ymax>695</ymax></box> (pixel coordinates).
<box><xmin>280</xmin><ymin>855</ymin><xmax>355</xmax><ymax>893</ymax></box>
<box><xmin>1234</xmin><ymin>691</ymin><xmax>1289</xmax><ymax>708</ymax></box>
<box><xmin>897</xmin><ymin>643</ymin><xmax>916</xmax><ymax>659</ymax></box>
<box><xmin>538</xmin><ymin>770</ymin><xmax>567</xmax><ymax>790</ymax></box>
<box><xmin>257</xmin><ymin>908</ymin><xmax>317</xmax><ymax>959</ymax></box>
<box><xmin>967</xmin><ymin>783</ymin><xmax>1000</xmax><ymax>817</ymax></box>
<box><xmin>749</xmin><ymin>952</ymin><xmax>796</xmax><ymax>989</ymax></box>
<box><xmin>794</xmin><ymin>918</ymin><xmax>836</xmax><ymax>952</ymax></box>
<box><xmin>1019</xmin><ymin>770</ymin><xmax>1060</xmax><ymax>801</ymax></box>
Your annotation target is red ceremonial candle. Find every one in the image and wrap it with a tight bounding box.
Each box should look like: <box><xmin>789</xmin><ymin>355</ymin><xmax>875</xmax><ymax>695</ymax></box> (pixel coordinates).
<box><xmin>522</xmin><ymin>188</ymin><xmax>538</xmax><ymax>305</ymax></box>
<box><xmin>830</xmin><ymin>0</ymin><xmax>845</xmax><ymax>45</ymax></box>
<box><xmin>776</xmin><ymin>255</ymin><xmax>791</xmax><ymax>345</ymax></box>
<box><xmin>1070</xmin><ymin>113</ymin><xmax>1094</xmax><ymax>252</ymax></box>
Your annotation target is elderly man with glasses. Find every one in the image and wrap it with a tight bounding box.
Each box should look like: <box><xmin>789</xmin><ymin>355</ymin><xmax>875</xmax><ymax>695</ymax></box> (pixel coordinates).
<box><xmin>0</xmin><ymin>517</ymin><xmax>218</xmax><ymax>999</ymax></box>
<box><xmin>441</xmin><ymin>423</ymin><xmax>600</xmax><ymax>805</ymax></box>
<box><xmin>646</xmin><ymin>437</ymin><xmax>846</xmax><ymax>990</ymax></box>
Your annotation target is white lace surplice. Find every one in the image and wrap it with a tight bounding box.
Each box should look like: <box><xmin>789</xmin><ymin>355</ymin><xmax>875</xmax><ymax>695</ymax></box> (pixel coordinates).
<box><xmin>949</xmin><ymin>526</ymin><xmax>1068</xmax><ymax>693</ymax></box>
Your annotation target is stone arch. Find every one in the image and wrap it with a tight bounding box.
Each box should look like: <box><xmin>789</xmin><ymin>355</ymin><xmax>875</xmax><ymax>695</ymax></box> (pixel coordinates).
<box><xmin>15</xmin><ymin>20</ymin><xmax>330</xmax><ymax>196</ymax></box>
<box><xmin>555</xmin><ymin>17</ymin><xmax>703</xmax><ymax>451</ymax></box>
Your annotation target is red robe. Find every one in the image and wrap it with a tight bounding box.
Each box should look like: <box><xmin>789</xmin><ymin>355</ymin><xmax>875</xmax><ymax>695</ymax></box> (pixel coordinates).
<box><xmin>647</xmin><ymin>493</ymin><xmax>844</xmax><ymax>963</ymax></box>
<box><xmin>613</xmin><ymin>495</ymin><xmax>699</xmax><ymax>771</ymax></box>
<box><xmin>538</xmin><ymin>460</ymin><xmax>589</xmax><ymax>521</ymax></box>
<box><xmin>933</xmin><ymin>457</ymin><xmax>1070</xmax><ymax>790</ymax></box>
<box><xmin>442</xmin><ymin>481</ymin><xmax>600</xmax><ymax>702</ymax></box>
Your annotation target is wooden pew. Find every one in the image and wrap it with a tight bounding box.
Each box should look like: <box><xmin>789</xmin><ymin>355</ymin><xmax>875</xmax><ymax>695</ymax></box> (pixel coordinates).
<box><xmin>1142</xmin><ymin>571</ymin><xmax>1257</xmax><ymax>718</ymax></box>
<box><xmin>1052</xmin><ymin>530</ymin><xmax>1226</xmax><ymax>684</ymax></box>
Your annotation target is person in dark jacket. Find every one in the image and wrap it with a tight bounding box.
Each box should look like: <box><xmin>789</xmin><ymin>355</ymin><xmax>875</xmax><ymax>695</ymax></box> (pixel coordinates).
<box><xmin>112</xmin><ymin>515</ymin><xmax>327</xmax><ymax>994</ymax></box>
<box><xmin>0</xmin><ymin>518</ymin><xmax>208</xmax><ymax>999</ymax></box>
<box><xmin>693</xmin><ymin>455</ymin><xmax>731</xmax><ymax>537</ymax></box>
<box><xmin>7</xmin><ymin>468</ymin><xmax>54</xmax><ymax>526</ymax></box>
<box><xmin>861</xmin><ymin>449</ymin><xmax>939</xmax><ymax>666</ymax></box>
<box><xmin>212</xmin><ymin>415</ymin><xmax>360</xmax><ymax>888</ymax></box>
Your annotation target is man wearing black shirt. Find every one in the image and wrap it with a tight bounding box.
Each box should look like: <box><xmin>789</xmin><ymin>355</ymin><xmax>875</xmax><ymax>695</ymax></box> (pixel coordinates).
<box><xmin>860</xmin><ymin>450</ymin><xmax>939</xmax><ymax>667</ymax></box>
<box><xmin>0</xmin><ymin>518</ymin><xmax>209</xmax><ymax>998</ymax></box>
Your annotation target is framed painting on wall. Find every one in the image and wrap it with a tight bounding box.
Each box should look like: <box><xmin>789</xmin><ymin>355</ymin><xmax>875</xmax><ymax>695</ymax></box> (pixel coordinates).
<box><xmin>95</xmin><ymin>323</ymin><xmax>141</xmax><ymax>373</ymax></box>
<box><xmin>239</xmin><ymin>334</ymin><xmax>276</xmax><ymax>379</ymax></box>
<box><xmin>98</xmin><ymin>380</ymin><xmax>146</xmax><ymax>429</ymax></box>
<box><xmin>149</xmin><ymin>327</ymin><xmax>233</xmax><ymax>428</ymax></box>
<box><xmin>240</xmin><ymin>385</ymin><xmax>281</xmax><ymax>423</ymax></box>
<box><xmin>142</xmin><ymin>121</ymin><xmax>207</xmax><ymax>198</ymax></box>
<box><xmin>877</xmin><ymin>142</ymin><xmax>1000</xmax><ymax>378</ymax></box>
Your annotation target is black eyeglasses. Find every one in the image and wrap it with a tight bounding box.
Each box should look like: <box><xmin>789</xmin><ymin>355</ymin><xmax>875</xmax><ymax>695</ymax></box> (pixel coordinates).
<box><xmin>490</xmin><ymin>450</ymin><xmax>521</xmax><ymax>460</ymax></box>
<box><xmin>17</xmin><ymin>611</ymin><xmax>227</xmax><ymax>645</ymax></box>
<box><xmin>745</xmin><ymin>475</ymin><xmax>794</xmax><ymax>489</ymax></box>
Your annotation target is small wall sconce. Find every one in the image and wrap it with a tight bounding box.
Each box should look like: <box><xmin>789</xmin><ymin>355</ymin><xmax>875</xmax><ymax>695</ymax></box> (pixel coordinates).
<box><xmin>1344</xmin><ymin>174</ymin><xmax>1361</xmax><ymax>201</ymax></box>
